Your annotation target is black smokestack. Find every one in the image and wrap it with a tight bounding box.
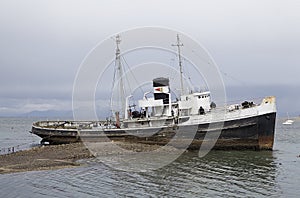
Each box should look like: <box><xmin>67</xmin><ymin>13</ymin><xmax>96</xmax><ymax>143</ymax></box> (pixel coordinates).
<box><xmin>153</xmin><ymin>77</ymin><xmax>170</xmax><ymax>104</ymax></box>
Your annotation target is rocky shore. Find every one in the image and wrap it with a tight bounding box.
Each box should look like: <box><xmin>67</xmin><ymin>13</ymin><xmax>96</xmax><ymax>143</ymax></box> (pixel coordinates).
<box><xmin>0</xmin><ymin>141</ymin><xmax>179</xmax><ymax>174</ymax></box>
<box><xmin>0</xmin><ymin>143</ymin><xmax>93</xmax><ymax>174</ymax></box>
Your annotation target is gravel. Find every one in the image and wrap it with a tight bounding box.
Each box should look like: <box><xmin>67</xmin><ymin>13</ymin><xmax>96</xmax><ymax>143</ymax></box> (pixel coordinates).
<box><xmin>0</xmin><ymin>141</ymin><xmax>179</xmax><ymax>174</ymax></box>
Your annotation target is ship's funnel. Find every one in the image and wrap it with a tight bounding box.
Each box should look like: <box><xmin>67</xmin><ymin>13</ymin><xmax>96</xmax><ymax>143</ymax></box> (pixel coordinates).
<box><xmin>153</xmin><ymin>77</ymin><xmax>170</xmax><ymax>104</ymax></box>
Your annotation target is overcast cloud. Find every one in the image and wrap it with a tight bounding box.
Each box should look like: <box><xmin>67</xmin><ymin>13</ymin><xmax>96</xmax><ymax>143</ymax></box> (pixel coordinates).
<box><xmin>0</xmin><ymin>0</ymin><xmax>299</xmax><ymax>116</ymax></box>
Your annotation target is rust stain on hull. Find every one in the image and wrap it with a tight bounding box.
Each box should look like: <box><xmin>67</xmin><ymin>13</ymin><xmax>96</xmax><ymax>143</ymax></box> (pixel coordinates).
<box><xmin>258</xmin><ymin>136</ymin><xmax>274</xmax><ymax>150</ymax></box>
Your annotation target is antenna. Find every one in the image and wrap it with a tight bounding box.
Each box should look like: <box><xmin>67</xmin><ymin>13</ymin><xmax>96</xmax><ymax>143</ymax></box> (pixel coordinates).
<box><xmin>172</xmin><ymin>34</ymin><xmax>184</xmax><ymax>96</ymax></box>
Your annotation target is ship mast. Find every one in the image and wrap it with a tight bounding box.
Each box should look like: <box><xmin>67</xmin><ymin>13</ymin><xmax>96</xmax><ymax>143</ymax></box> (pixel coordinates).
<box><xmin>172</xmin><ymin>34</ymin><xmax>184</xmax><ymax>96</ymax></box>
<box><xmin>115</xmin><ymin>35</ymin><xmax>125</xmax><ymax>117</ymax></box>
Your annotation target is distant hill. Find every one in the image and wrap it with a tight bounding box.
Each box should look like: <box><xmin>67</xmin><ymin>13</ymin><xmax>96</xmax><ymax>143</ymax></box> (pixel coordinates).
<box><xmin>0</xmin><ymin>109</ymin><xmax>111</xmax><ymax>119</ymax></box>
<box><xmin>21</xmin><ymin>110</ymin><xmax>73</xmax><ymax>119</ymax></box>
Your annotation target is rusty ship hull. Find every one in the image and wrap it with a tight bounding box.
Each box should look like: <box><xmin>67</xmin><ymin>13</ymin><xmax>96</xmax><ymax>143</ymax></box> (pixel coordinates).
<box><xmin>31</xmin><ymin>111</ymin><xmax>276</xmax><ymax>150</ymax></box>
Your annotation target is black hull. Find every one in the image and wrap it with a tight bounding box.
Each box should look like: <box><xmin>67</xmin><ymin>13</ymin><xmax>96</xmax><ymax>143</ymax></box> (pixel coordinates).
<box><xmin>195</xmin><ymin>112</ymin><xmax>276</xmax><ymax>150</ymax></box>
<box><xmin>31</xmin><ymin>112</ymin><xmax>276</xmax><ymax>150</ymax></box>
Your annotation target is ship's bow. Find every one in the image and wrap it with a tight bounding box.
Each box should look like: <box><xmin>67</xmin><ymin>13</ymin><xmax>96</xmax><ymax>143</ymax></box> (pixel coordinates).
<box><xmin>257</xmin><ymin>96</ymin><xmax>276</xmax><ymax>150</ymax></box>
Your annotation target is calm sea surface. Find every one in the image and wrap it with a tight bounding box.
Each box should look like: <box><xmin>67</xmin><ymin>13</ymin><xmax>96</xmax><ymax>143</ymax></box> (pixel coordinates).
<box><xmin>0</xmin><ymin>117</ymin><xmax>300</xmax><ymax>197</ymax></box>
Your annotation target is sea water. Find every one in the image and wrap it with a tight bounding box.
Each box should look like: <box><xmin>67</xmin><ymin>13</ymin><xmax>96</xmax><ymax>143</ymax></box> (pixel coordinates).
<box><xmin>0</xmin><ymin>117</ymin><xmax>300</xmax><ymax>197</ymax></box>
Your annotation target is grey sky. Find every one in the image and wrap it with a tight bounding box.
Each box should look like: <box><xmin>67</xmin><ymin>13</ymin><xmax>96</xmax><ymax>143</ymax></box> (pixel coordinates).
<box><xmin>0</xmin><ymin>0</ymin><xmax>300</xmax><ymax>116</ymax></box>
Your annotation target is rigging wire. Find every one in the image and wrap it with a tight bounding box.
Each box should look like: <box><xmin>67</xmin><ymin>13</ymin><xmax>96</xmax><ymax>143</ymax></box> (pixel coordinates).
<box><xmin>172</xmin><ymin>41</ymin><xmax>206</xmax><ymax>93</ymax></box>
<box><xmin>168</xmin><ymin>52</ymin><xmax>182</xmax><ymax>100</ymax></box>
<box><xmin>172</xmin><ymin>39</ymin><xmax>207</xmax><ymax>91</ymax></box>
<box><xmin>169</xmin><ymin>45</ymin><xmax>178</xmax><ymax>80</ymax></box>
<box><xmin>220</xmin><ymin>70</ymin><xmax>248</xmax><ymax>87</ymax></box>
<box><xmin>182</xmin><ymin>41</ymin><xmax>248</xmax><ymax>88</ymax></box>
<box><xmin>181</xmin><ymin>57</ymin><xmax>197</xmax><ymax>92</ymax></box>
<box><xmin>121</xmin><ymin>56</ymin><xmax>145</xmax><ymax>98</ymax></box>
<box><xmin>168</xmin><ymin>50</ymin><xmax>182</xmax><ymax>96</ymax></box>
<box><xmin>120</xmin><ymin>58</ymin><xmax>132</xmax><ymax>95</ymax></box>
<box><xmin>109</xmin><ymin>61</ymin><xmax>118</xmax><ymax>117</ymax></box>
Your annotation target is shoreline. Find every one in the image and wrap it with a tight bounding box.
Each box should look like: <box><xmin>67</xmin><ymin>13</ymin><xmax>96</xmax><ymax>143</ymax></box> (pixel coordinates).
<box><xmin>0</xmin><ymin>141</ymin><xmax>180</xmax><ymax>174</ymax></box>
<box><xmin>0</xmin><ymin>143</ymin><xmax>93</xmax><ymax>174</ymax></box>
